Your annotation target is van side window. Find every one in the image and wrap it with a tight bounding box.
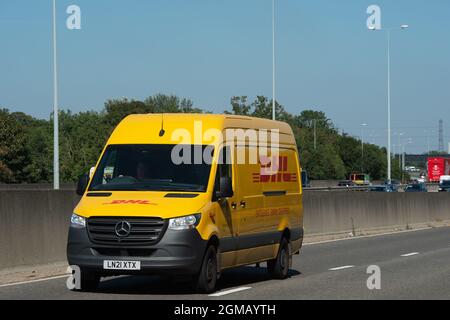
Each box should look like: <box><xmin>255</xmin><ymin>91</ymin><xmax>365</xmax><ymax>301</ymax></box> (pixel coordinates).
<box><xmin>219</xmin><ymin>146</ymin><xmax>231</xmax><ymax>177</ymax></box>
<box><xmin>214</xmin><ymin>147</ymin><xmax>232</xmax><ymax>197</ymax></box>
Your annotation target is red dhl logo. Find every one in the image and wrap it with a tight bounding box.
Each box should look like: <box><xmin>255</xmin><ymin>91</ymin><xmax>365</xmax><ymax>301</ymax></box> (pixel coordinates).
<box><xmin>253</xmin><ymin>156</ymin><xmax>297</xmax><ymax>183</ymax></box>
<box><xmin>103</xmin><ymin>200</ymin><xmax>157</xmax><ymax>205</ymax></box>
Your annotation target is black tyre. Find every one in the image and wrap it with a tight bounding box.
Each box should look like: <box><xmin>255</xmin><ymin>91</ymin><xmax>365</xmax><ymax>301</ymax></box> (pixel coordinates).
<box><xmin>267</xmin><ymin>238</ymin><xmax>290</xmax><ymax>279</ymax></box>
<box><xmin>77</xmin><ymin>269</ymin><xmax>100</xmax><ymax>292</ymax></box>
<box><xmin>195</xmin><ymin>245</ymin><xmax>218</xmax><ymax>294</ymax></box>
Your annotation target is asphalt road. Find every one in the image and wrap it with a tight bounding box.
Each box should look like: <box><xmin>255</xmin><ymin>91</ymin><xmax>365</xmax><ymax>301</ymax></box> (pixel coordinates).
<box><xmin>1</xmin><ymin>227</ymin><xmax>450</xmax><ymax>300</ymax></box>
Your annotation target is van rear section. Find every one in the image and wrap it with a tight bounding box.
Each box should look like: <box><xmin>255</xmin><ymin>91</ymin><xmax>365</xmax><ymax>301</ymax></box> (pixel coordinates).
<box><xmin>67</xmin><ymin>114</ymin><xmax>303</xmax><ymax>293</ymax></box>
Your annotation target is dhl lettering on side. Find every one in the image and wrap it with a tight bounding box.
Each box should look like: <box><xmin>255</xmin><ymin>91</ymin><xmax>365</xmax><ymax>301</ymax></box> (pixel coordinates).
<box><xmin>252</xmin><ymin>156</ymin><xmax>298</xmax><ymax>183</ymax></box>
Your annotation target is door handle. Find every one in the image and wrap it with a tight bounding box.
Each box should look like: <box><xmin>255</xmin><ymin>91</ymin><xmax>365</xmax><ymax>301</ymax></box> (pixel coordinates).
<box><xmin>231</xmin><ymin>202</ymin><xmax>237</xmax><ymax>210</ymax></box>
<box><xmin>240</xmin><ymin>201</ymin><xmax>246</xmax><ymax>208</ymax></box>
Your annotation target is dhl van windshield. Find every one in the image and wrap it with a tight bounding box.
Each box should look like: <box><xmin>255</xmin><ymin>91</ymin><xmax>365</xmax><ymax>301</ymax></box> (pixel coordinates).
<box><xmin>89</xmin><ymin>144</ymin><xmax>213</xmax><ymax>192</ymax></box>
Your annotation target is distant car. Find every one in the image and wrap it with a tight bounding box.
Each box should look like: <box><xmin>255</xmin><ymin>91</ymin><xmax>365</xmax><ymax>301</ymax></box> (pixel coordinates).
<box><xmin>387</xmin><ymin>183</ymin><xmax>399</xmax><ymax>192</ymax></box>
<box><xmin>338</xmin><ymin>180</ymin><xmax>355</xmax><ymax>187</ymax></box>
<box><xmin>301</xmin><ymin>170</ymin><xmax>311</xmax><ymax>188</ymax></box>
<box><xmin>418</xmin><ymin>172</ymin><xmax>427</xmax><ymax>183</ymax></box>
<box><xmin>438</xmin><ymin>179</ymin><xmax>450</xmax><ymax>192</ymax></box>
<box><xmin>404</xmin><ymin>183</ymin><xmax>427</xmax><ymax>193</ymax></box>
<box><xmin>384</xmin><ymin>179</ymin><xmax>400</xmax><ymax>186</ymax></box>
<box><xmin>369</xmin><ymin>185</ymin><xmax>396</xmax><ymax>192</ymax></box>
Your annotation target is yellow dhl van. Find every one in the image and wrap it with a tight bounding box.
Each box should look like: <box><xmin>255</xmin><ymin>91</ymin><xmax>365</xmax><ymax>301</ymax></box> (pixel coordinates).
<box><xmin>68</xmin><ymin>114</ymin><xmax>304</xmax><ymax>293</ymax></box>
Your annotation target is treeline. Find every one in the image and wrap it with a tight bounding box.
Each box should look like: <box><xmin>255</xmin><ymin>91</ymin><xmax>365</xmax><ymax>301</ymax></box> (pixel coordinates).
<box><xmin>0</xmin><ymin>94</ymin><xmax>403</xmax><ymax>183</ymax></box>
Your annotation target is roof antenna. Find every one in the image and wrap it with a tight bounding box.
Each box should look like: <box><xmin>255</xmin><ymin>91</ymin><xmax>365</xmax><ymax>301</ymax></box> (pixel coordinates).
<box><xmin>159</xmin><ymin>114</ymin><xmax>166</xmax><ymax>137</ymax></box>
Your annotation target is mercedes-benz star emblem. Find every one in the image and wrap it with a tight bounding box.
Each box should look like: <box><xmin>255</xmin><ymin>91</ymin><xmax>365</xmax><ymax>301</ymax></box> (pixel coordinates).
<box><xmin>115</xmin><ymin>221</ymin><xmax>131</xmax><ymax>237</ymax></box>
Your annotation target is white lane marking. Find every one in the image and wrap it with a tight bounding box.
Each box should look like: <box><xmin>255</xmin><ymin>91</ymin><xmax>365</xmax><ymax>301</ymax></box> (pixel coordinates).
<box><xmin>209</xmin><ymin>286</ymin><xmax>252</xmax><ymax>297</ymax></box>
<box><xmin>304</xmin><ymin>227</ymin><xmax>433</xmax><ymax>246</ymax></box>
<box><xmin>401</xmin><ymin>252</ymin><xmax>419</xmax><ymax>257</ymax></box>
<box><xmin>0</xmin><ymin>274</ymin><xmax>69</xmax><ymax>289</ymax></box>
<box><xmin>328</xmin><ymin>265</ymin><xmax>355</xmax><ymax>271</ymax></box>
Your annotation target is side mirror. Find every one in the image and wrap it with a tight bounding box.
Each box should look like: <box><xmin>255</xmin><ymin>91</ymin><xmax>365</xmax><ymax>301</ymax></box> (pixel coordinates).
<box><xmin>215</xmin><ymin>177</ymin><xmax>233</xmax><ymax>199</ymax></box>
<box><xmin>89</xmin><ymin>166</ymin><xmax>95</xmax><ymax>179</ymax></box>
<box><xmin>76</xmin><ymin>173</ymin><xmax>90</xmax><ymax>196</ymax></box>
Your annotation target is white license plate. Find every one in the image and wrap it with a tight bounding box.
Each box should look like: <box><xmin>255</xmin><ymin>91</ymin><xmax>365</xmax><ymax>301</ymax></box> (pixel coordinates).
<box><xmin>103</xmin><ymin>260</ymin><xmax>141</xmax><ymax>271</ymax></box>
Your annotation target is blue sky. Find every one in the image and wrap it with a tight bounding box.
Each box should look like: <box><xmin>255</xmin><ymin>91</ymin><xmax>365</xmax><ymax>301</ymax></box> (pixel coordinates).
<box><xmin>1</xmin><ymin>0</ymin><xmax>449</xmax><ymax>153</ymax></box>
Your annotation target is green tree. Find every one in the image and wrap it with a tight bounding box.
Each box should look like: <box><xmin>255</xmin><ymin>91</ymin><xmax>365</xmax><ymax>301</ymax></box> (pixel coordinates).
<box><xmin>0</xmin><ymin>109</ymin><xmax>30</xmax><ymax>183</ymax></box>
<box><xmin>104</xmin><ymin>98</ymin><xmax>150</xmax><ymax>128</ymax></box>
<box><xmin>59</xmin><ymin>110</ymin><xmax>110</xmax><ymax>181</ymax></box>
<box><xmin>145</xmin><ymin>94</ymin><xmax>201</xmax><ymax>114</ymax></box>
<box><xmin>228</xmin><ymin>96</ymin><xmax>251</xmax><ymax>115</ymax></box>
<box><xmin>0</xmin><ymin>94</ymin><xmax>395</xmax><ymax>183</ymax></box>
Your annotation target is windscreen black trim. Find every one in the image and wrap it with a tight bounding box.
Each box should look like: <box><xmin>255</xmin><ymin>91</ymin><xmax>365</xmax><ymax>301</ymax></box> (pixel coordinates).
<box><xmin>164</xmin><ymin>193</ymin><xmax>200</xmax><ymax>198</ymax></box>
<box><xmin>86</xmin><ymin>192</ymin><xmax>112</xmax><ymax>197</ymax></box>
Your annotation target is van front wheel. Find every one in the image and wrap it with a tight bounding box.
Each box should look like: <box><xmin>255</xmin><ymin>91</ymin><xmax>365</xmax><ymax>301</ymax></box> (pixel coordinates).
<box><xmin>267</xmin><ymin>238</ymin><xmax>290</xmax><ymax>279</ymax></box>
<box><xmin>77</xmin><ymin>269</ymin><xmax>100</xmax><ymax>292</ymax></box>
<box><xmin>195</xmin><ymin>245</ymin><xmax>218</xmax><ymax>294</ymax></box>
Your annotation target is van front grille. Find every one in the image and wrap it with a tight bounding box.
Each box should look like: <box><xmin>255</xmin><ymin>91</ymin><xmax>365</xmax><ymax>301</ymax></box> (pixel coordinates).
<box><xmin>87</xmin><ymin>217</ymin><xmax>167</xmax><ymax>246</ymax></box>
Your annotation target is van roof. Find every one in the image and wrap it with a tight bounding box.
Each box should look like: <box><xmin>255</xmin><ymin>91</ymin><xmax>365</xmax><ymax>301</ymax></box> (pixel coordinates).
<box><xmin>107</xmin><ymin>113</ymin><xmax>296</xmax><ymax>146</ymax></box>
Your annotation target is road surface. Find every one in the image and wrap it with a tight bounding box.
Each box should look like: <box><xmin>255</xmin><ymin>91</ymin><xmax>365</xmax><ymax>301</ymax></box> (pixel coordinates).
<box><xmin>1</xmin><ymin>227</ymin><xmax>450</xmax><ymax>300</ymax></box>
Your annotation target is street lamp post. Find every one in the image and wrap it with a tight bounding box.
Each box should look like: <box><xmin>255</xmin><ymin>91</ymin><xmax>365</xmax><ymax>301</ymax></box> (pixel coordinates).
<box><xmin>396</xmin><ymin>132</ymin><xmax>404</xmax><ymax>170</ymax></box>
<box><xmin>361</xmin><ymin>123</ymin><xmax>367</xmax><ymax>172</ymax></box>
<box><xmin>369</xmin><ymin>24</ymin><xmax>408</xmax><ymax>183</ymax></box>
<box><xmin>52</xmin><ymin>0</ymin><xmax>60</xmax><ymax>190</ymax></box>
<box><xmin>272</xmin><ymin>0</ymin><xmax>276</xmax><ymax>121</ymax></box>
<box><xmin>401</xmin><ymin>138</ymin><xmax>413</xmax><ymax>183</ymax></box>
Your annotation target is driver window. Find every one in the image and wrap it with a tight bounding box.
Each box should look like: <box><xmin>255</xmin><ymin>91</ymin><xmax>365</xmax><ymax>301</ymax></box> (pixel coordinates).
<box><xmin>215</xmin><ymin>146</ymin><xmax>232</xmax><ymax>192</ymax></box>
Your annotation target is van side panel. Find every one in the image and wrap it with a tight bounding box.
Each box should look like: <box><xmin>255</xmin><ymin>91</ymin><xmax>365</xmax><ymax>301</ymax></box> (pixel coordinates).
<box><xmin>262</xmin><ymin>147</ymin><xmax>303</xmax><ymax>252</ymax></box>
<box><xmin>234</xmin><ymin>146</ymin><xmax>276</xmax><ymax>265</ymax></box>
<box><xmin>232</xmin><ymin>144</ymin><xmax>303</xmax><ymax>266</ymax></box>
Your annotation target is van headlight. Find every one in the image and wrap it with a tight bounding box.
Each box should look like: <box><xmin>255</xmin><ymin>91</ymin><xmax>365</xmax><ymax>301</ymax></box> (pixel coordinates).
<box><xmin>169</xmin><ymin>214</ymin><xmax>201</xmax><ymax>231</ymax></box>
<box><xmin>71</xmin><ymin>214</ymin><xmax>86</xmax><ymax>228</ymax></box>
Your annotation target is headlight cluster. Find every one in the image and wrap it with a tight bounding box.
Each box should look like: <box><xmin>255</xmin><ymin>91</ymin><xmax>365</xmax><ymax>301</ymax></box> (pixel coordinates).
<box><xmin>70</xmin><ymin>213</ymin><xmax>201</xmax><ymax>230</ymax></box>
<box><xmin>169</xmin><ymin>214</ymin><xmax>201</xmax><ymax>231</ymax></box>
<box><xmin>71</xmin><ymin>213</ymin><xmax>86</xmax><ymax>228</ymax></box>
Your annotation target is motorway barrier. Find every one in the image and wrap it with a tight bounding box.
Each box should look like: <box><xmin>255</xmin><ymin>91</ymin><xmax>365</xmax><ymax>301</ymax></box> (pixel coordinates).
<box><xmin>1</xmin><ymin>190</ymin><xmax>450</xmax><ymax>270</ymax></box>
<box><xmin>0</xmin><ymin>190</ymin><xmax>80</xmax><ymax>270</ymax></box>
<box><xmin>0</xmin><ymin>184</ymin><xmax>76</xmax><ymax>190</ymax></box>
<box><xmin>303</xmin><ymin>192</ymin><xmax>450</xmax><ymax>235</ymax></box>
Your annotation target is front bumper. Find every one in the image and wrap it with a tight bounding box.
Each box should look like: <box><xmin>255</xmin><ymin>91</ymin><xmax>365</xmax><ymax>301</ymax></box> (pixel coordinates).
<box><xmin>67</xmin><ymin>225</ymin><xmax>207</xmax><ymax>276</ymax></box>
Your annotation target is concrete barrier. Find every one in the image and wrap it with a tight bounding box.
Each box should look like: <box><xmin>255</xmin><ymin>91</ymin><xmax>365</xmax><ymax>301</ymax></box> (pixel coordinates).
<box><xmin>0</xmin><ymin>184</ymin><xmax>76</xmax><ymax>190</ymax></box>
<box><xmin>1</xmin><ymin>190</ymin><xmax>450</xmax><ymax>270</ymax></box>
<box><xmin>309</xmin><ymin>180</ymin><xmax>384</xmax><ymax>188</ymax></box>
<box><xmin>303</xmin><ymin>192</ymin><xmax>450</xmax><ymax>235</ymax></box>
<box><xmin>0</xmin><ymin>191</ymin><xmax>80</xmax><ymax>270</ymax></box>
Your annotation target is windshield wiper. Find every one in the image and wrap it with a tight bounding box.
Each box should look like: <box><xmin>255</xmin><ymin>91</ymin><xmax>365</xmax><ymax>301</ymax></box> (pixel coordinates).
<box><xmin>135</xmin><ymin>185</ymin><xmax>205</xmax><ymax>192</ymax></box>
